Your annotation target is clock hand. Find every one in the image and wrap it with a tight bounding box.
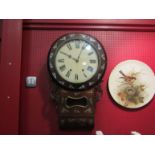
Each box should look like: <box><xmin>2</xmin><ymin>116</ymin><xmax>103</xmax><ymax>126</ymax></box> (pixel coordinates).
<box><xmin>72</xmin><ymin>57</ymin><xmax>78</xmax><ymax>62</ymax></box>
<box><xmin>60</xmin><ymin>51</ymin><xmax>71</xmax><ymax>58</ymax></box>
<box><xmin>60</xmin><ymin>51</ymin><xmax>78</xmax><ymax>62</ymax></box>
<box><xmin>77</xmin><ymin>43</ymin><xmax>87</xmax><ymax>62</ymax></box>
<box><xmin>76</xmin><ymin>49</ymin><xmax>84</xmax><ymax>63</ymax></box>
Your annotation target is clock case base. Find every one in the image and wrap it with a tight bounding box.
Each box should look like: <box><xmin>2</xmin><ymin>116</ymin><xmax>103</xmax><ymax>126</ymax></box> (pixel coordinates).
<box><xmin>50</xmin><ymin>83</ymin><xmax>102</xmax><ymax>130</ymax></box>
<box><xmin>59</xmin><ymin>117</ymin><xmax>94</xmax><ymax>130</ymax></box>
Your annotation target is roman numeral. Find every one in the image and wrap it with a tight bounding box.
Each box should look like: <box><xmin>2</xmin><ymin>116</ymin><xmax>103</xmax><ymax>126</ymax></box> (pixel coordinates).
<box><xmin>89</xmin><ymin>59</ymin><xmax>96</xmax><ymax>63</ymax></box>
<box><xmin>88</xmin><ymin>52</ymin><xmax>93</xmax><ymax>56</ymax></box>
<box><xmin>87</xmin><ymin>66</ymin><xmax>94</xmax><ymax>72</ymax></box>
<box><xmin>66</xmin><ymin>69</ymin><xmax>72</xmax><ymax>78</ymax></box>
<box><xmin>75</xmin><ymin>41</ymin><xmax>80</xmax><ymax>49</ymax></box>
<box><xmin>58</xmin><ymin>59</ymin><xmax>64</xmax><ymax>63</ymax></box>
<box><xmin>59</xmin><ymin>65</ymin><xmax>66</xmax><ymax>72</ymax></box>
<box><xmin>75</xmin><ymin>74</ymin><xmax>78</xmax><ymax>80</ymax></box>
<box><xmin>67</xmin><ymin>43</ymin><xmax>72</xmax><ymax>50</ymax></box>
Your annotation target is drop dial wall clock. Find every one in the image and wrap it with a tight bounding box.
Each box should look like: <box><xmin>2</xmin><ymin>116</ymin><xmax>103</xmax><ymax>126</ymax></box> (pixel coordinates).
<box><xmin>48</xmin><ymin>33</ymin><xmax>107</xmax><ymax>129</ymax></box>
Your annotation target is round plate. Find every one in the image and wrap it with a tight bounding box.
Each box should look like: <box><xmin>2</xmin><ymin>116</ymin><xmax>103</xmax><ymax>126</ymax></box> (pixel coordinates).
<box><xmin>108</xmin><ymin>60</ymin><xmax>155</xmax><ymax>109</ymax></box>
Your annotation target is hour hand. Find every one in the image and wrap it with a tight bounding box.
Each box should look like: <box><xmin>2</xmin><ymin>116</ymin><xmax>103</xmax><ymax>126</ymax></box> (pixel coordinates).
<box><xmin>71</xmin><ymin>57</ymin><xmax>78</xmax><ymax>62</ymax></box>
<box><xmin>60</xmin><ymin>51</ymin><xmax>71</xmax><ymax>58</ymax></box>
<box><xmin>60</xmin><ymin>51</ymin><xmax>78</xmax><ymax>62</ymax></box>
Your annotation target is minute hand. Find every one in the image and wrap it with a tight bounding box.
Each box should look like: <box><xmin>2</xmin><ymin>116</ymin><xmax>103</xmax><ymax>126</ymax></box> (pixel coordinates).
<box><xmin>77</xmin><ymin>44</ymin><xmax>88</xmax><ymax>61</ymax></box>
<box><xmin>77</xmin><ymin>48</ymin><xmax>84</xmax><ymax>61</ymax></box>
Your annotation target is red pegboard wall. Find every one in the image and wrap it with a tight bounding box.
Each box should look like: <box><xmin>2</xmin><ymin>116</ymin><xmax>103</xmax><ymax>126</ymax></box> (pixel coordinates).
<box><xmin>19</xmin><ymin>26</ymin><xmax>155</xmax><ymax>134</ymax></box>
<box><xmin>0</xmin><ymin>20</ymin><xmax>2</xmax><ymax>59</ymax></box>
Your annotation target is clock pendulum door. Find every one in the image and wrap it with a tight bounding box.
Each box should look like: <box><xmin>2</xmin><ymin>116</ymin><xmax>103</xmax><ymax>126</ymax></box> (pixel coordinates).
<box><xmin>50</xmin><ymin>83</ymin><xmax>103</xmax><ymax>129</ymax></box>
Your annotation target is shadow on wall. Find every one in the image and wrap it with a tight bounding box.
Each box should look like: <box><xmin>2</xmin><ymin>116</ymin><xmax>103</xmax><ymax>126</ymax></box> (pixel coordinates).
<box><xmin>39</xmin><ymin>63</ymin><xmax>58</xmax><ymax>134</ymax></box>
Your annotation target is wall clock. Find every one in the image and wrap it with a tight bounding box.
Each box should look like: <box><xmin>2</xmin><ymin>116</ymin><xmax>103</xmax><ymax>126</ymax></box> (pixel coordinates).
<box><xmin>48</xmin><ymin>33</ymin><xmax>106</xmax><ymax>91</ymax></box>
<box><xmin>48</xmin><ymin>33</ymin><xmax>107</xmax><ymax>129</ymax></box>
<box><xmin>108</xmin><ymin>60</ymin><xmax>155</xmax><ymax>109</ymax></box>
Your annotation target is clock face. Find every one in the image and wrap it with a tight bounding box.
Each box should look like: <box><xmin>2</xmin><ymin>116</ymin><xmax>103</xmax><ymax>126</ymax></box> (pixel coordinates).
<box><xmin>55</xmin><ymin>40</ymin><xmax>99</xmax><ymax>84</ymax></box>
<box><xmin>48</xmin><ymin>33</ymin><xmax>106</xmax><ymax>90</ymax></box>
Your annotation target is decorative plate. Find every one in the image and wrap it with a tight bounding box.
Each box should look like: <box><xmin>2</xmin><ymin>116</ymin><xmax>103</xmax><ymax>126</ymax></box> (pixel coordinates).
<box><xmin>108</xmin><ymin>60</ymin><xmax>155</xmax><ymax>109</ymax></box>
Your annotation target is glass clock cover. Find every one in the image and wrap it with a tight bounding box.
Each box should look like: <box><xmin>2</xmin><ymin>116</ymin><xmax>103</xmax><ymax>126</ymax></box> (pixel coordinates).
<box><xmin>48</xmin><ymin>33</ymin><xmax>106</xmax><ymax>90</ymax></box>
<box><xmin>55</xmin><ymin>40</ymin><xmax>99</xmax><ymax>84</ymax></box>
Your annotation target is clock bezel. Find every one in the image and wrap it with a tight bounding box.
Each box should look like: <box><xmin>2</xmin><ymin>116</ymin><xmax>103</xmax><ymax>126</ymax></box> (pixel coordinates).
<box><xmin>47</xmin><ymin>33</ymin><xmax>107</xmax><ymax>91</ymax></box>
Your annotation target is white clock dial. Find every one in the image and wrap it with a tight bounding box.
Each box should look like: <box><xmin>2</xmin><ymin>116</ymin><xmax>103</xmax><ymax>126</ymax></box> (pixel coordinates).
<box><xmin>55</xmin><ymin>40</ymin><xmax>99</xmax><ymax>84</ymax></box>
